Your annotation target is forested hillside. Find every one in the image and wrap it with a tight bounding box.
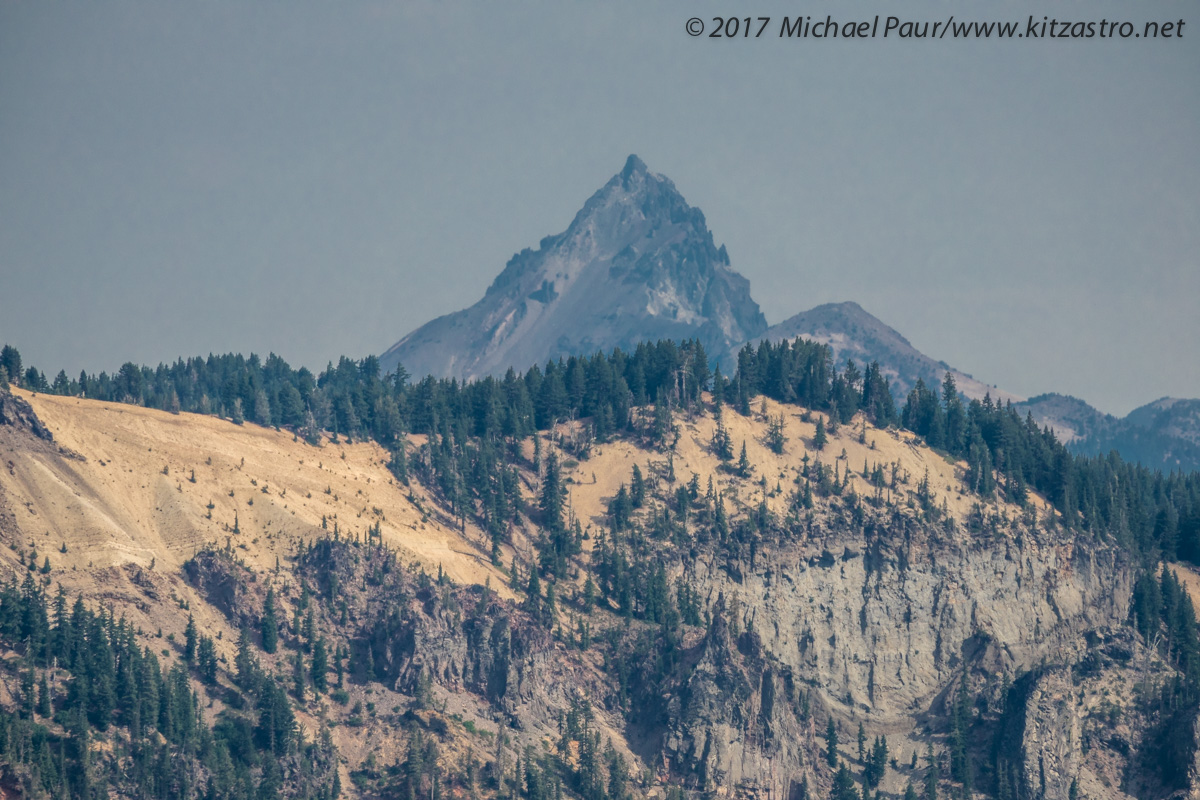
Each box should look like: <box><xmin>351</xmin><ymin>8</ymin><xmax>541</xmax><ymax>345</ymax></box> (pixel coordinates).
<box><xmin>1</xmin><ymin>337</ymin><xmax>1198</xmax><ymax>800</ymax></box>
<box><xmin>5</xmin><ymin>337</ymin><xmax>1198</xmax><ymax>564</ymax></box>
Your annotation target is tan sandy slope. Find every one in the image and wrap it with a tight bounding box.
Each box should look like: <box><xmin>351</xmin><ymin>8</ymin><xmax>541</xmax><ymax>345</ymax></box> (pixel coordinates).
<box><xmin>0</xmin><ymin>389</ymin><xmax>1053</xmax><ymax>599</ymax></box>
<box><xmin>0</xmin><ymin>389</ymin><xmax>1057</xmax><ymax>617</ymax></box>
<box><xmin>559</xmin><ymin>395</ymin><xmax>1052</xmax><ymax>543</ymax></box>
<box><xmin>0</xmin><ymin>388</ymin><xmax>509</xmax><ymax>592</ymax></box>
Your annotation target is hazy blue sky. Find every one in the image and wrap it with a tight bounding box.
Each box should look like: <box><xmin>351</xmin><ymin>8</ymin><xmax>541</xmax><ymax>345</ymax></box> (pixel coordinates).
<box><xmin>2</xmin><ymin>1</ymin><xmax>1196</xmax><ymax>415</ymax></box>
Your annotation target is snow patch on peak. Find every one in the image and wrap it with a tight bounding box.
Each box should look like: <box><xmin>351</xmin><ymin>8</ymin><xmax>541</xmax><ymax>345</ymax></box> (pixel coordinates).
<box><xmin>645</xmin><ymin>281</ymin><xmax>704</xmax><ymax>326</ymax></box>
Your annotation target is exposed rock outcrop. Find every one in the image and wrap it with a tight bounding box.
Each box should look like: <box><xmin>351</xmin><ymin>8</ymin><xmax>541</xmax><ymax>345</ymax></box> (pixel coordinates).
<box><xmin>183</xmin><ymin>548</ymin><xmax>261</xmax><ymax>630</ymax></box>
<box><xmin>654</xmin><ymin>513</ymin><xmax>1133</xmax><ymax>796</ymax></box>
<box><xmin>380</xmin><ymin>155</ymin><xmax>767</xmax><ymax>380</ymax></box>
<box><xmin>0</xmin><ymin>383</ymin><xmax>53</xmax><ymax>443</ymax></box>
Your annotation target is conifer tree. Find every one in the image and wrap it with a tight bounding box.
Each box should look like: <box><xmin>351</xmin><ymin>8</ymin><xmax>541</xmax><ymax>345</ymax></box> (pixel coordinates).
<box><xmin>37</xmin><ymin>671</ymin><xmax>51</xmax><ymax>717</ymax></box>
<box><xmin>826</xmin><ymin>717</ymin><xmax>839</xmax><ymax>767</ymax></box>
<box><xmin>292</xmin><ymin>651</ymin><xmax>306</xmax><ymax>702</ymax></box>
<box><xmin>20</xmin><ymin>665</ymin><xmax>35</xmax><ymax>719</ymax></box>
<box><xmin>867</xmin><ymin>735</ymin><xmax>889</xmax><ymax>788</ymax></box>
<box><xmin>261</xmin><ymin>587</ymin><xmax>279</xmax><ymax>654</ymax></box>
<box><xmin>0</xmin><ymin>345</ymin><xmax>20</xmax><ymax>387</ymax></box>
<box><xmin>738</xmin><ymin>441</ymin><xmax>751</xmax><ymax>477</ymax></box>
<box><xmin>236</xmin><ymin>627</ymin><xmax>258</xmax><ymax>690</ymax></box>
<box><xmin>583</xmin><ymin>574</ymin><xmax>596</xmax><ymax>613</ymax></box>
<box><xmin>544</xmin><ymin>582</ymin><xmax>557</xmax><ymax>627</ymax></box>
<box><xmin>389</xmin><ymin>440</ymin><xmax>409</xmax><ymax>485</ymax></box>
<box><xmin>814</xmin><ymin>416</ymin><xmax>828</xmax><ymax>451</ymax></box>
<box><xmin>198</xmin><ymin>636</ymin><xmax>217</xmax><ymax>684</ymax></box>
<box><xmin>311</xmin><ymin>636</ymin><xmax>329</xmax><ymax>693</ymax></box>
<box><xmin>184</xmin><ymin>614</ymin><xmax>197</xmax><ymax>664</ymax></box>
<box><xmin>303</xmin><ymin>607</ymin><xmax>315</xmax><ymax>652</ymax></box>
<box><xmin>833</xmin><ymin>762</ymin><xmax>860</xmax><ymax>800</ymax></box>
<box><xmin>924</xmin><ymin>743</ymin><xmax>938</xmax><ymax>800</ymax></box>
<box><xmin>254</xmin><ymin>390</ymin><xmax>272</xmax><ymax>426</ymax></box>
<box><xmin>712</xmin><ymin>407</ymin><xmax>733</xmax><ymax>460</ymax></box>
<box><xmin>540</xmin><ymin>451</ymin><xmax>564</xmax><ymax>532</ymax></box>
<box><xmin>767</xmin><ymin>413</ymin><xmax>786</xmax><ymax>454</ymax></box>
<box><xmin>631</xmin><ymin>464</ymin><xmax>645</xmax><ymax>508</ymax></box>
<box><xmin>524</xmin><ymin>569</ymin><xmax>543</xmax><ymax>624</ymax></box>
<box><xmin>950</xmin><ymin>671</ymin><xmax>972</xmax><ymax>792</ymax></box>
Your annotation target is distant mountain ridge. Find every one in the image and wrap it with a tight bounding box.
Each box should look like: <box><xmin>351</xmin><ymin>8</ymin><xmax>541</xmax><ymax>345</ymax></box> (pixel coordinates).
<box><xmin>753</xmin><ymin>300</ymin><xmax>1023</xmax><ymax>404</ymax></box>
<box><xmin>754</xmin><ymin>303</ymin><xmax>1200</xmax><ymax>471</ymax></box>
<box><xmin>1017</xmin><ymin>393</ymin><xmax>1200</xmax><ymax>473</ymax></box>
<box><xmin>1013</xmin><ymin>393</ymin><xmax>1114</xmax><ymax>444</ymax></box>
<box><xmin>379</xmin><ymin>156</ymin><xmax>1198</xmax><ymax>474</ymax></box>
<box><xmin>380</xmin><ymin>155</ymin><xmax>766</xmax><ymax>380</ymax></box>
<box><xmin>1124</xmin><ymin>397</ymin><xmax>1200</xmax><ymax>446</ymax></box>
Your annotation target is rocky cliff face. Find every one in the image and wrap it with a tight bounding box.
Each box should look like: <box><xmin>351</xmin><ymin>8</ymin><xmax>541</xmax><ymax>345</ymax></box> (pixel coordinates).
<box><xmin>1022</xmin><ymin>668</ymin><xmax>1086</xmax><ymax>800</ymax></box>
<box><xmin>173</xmin><ymin>456</ymin><xmax>1140</xmax><ymax>799</ymax></box>
<box><xmin>189</xmin><ymin>513</ymin><xmax>1135</xmax><ymax>799</ymax></box>
<box><xmin>772</xmin><ymin>529</ymin><xmax>1125</xmax><ymax>715</ymax></box>
<box><xmin>656</xmin><ymin>512</ymin><xmax>1132</xmax><ymax>796</ymax></box>
<box><xmin>380</xmin><ymin>156</ymin><xmax>767</xmax><ymax>380</ymax></box>
<box><xmin>179</xmin><ymin>496</ymin><xmax>1177</xmax><ymax>800</ymax></box>
<box><xmin>1007</xmin><ymin>625</ymin><xmax>1200</xmax><ymax>800</ymax></box>
<box><xmin>0</xmin><ymin>381</ymin><xmax>53</xmax><ymax>443</ymax></box>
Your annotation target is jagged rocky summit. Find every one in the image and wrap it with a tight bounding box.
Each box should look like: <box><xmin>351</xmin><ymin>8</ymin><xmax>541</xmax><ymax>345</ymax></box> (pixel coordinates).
<box><xmin>380</xmin><ymin>155</ymin><xmax>767</xmax><ymax>380</ymax></box>
<box><xmin>380</xmin><ymin>156</ymin><xmax>1200</xmax><ymax>474</ymax></box>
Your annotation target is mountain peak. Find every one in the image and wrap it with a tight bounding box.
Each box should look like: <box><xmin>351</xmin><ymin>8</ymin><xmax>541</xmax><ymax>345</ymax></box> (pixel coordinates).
<box><xmin>381</xmin><ymin>159</ymin><xmax>766</xmax><ymax>380</ymax></box>
<box><xmin>621</xmin><ymin>153</ymin><xmax>648</xmax><ymax>178</ymax></box>
<box><xmin>580</xmin><ymin>155</ymin><xmax>685</xmax><ymax>215</ymax></box>
<box><xmin>757</xmin><ymin>301</ymin><xmax>1024</xmax><ymax>404</ymax></box>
